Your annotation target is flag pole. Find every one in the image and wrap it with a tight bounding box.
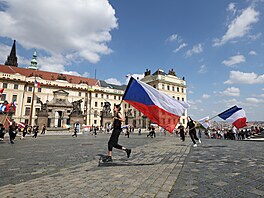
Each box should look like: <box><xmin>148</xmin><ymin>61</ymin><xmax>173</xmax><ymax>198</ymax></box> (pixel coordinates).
<box><xmin>29</xmin><ymin>78</ymin><xmax>36</xmax><ymax>126</ymax></box>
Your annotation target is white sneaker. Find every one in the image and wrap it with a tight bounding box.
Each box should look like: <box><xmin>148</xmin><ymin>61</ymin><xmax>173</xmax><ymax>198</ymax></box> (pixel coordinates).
<box><xmin>198</xmin><ymin>139</ymin><xmax>201</xmax><ymax>144</ymax></box>
<box><xmin>193</xmin><ymin>144</ymin><xmax>197</xmax><ymax>147</ymax></box>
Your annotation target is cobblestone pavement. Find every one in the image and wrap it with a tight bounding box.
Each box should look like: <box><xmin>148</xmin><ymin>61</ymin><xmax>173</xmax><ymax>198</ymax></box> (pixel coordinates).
<box><xmin>169</xmin><ymin>138</ymin><xmax>264</xmax><ymax>198</ymax></box>
<box><xmin>0</xmin><ymin>133</ymin><xmax>190</xmax><ymax>197</ymax></box>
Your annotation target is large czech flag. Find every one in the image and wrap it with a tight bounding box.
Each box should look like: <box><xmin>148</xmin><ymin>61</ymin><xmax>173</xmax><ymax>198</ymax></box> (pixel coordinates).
<box><xmin>218</xmin><ymin>106</ymin><xmax>247</xmax><ymax>129</ymax></box>
<box><xmin>123</xmin><ymin>77</ymin><xmax>189</xmax><ymax>133</ymax></box>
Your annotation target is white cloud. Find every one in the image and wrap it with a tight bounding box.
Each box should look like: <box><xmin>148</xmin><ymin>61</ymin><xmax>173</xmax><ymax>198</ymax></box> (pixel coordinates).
<box><xmin>225</xmin><ymin>71</ymin><xmax>264</xmax><ymax>84</ymax></box>
<box><xmin>246</xmin><ymin>97</ymin><xmax>264</xmax><ymax>103</ymax></box>
<box><xmin>198</xmin><ymin>64</ymin><xmax>208</xmax><ymax>74</ymax></box>
<box><xmin>0</xmin><ymin>0</ymin><xmax>118</xmax><ymax>64</ymax></box>
<box><xmin>227</xmin><ymin>3</ymin><xmax>236</xmax><ymax>14</ymax></box>
<box><xmin>248</xmin><ymin>32</ymin><xmax>262</xmax><ymax>41</ymax></box>
<box><xmin>82</xmin><ymin>72</ymin><xmax>90</xmax><ymax>78</ymax></box>
<box><xmin>213</xmin><ymin>6</ymin><xmax>259</xmax><ymax>46</ymax></box>
<box><xmin>167</xmin><ymin>34</ymin><xmax>178</xmax><ymax>42</ymax></box>
<box><xmin>222</xmin><ymin>55</ymin><xmax>245</xmax><ymax>67</ymax></box>
<box><xmin>249</xmin><ymin>50</ymin><xmax>257</xmax><ymax>55</ymax></box>
<box><xmin>202</xmin><ymin>94</ymin><xmax>210</xmax><ymax>99</ymax></box>
<box><xmin>173</xmin><ymin>43</ymin><xmax>187</xmax><ymax>53</ymax></box>
<box><xmin>188</xmin><ymin>90</ymin><xmax>194</xmax><ymax>94</ymax></box>
<box><xmin>186</xmin><ymin>43</ymin><xmax>203</xmax><ymax>57</ymax></box>
<box><xmin>105</xmin><ymin>78</ymin><xmax>122</xmax><ymax>86</ymax></box>
<box><xmin>0</xmin><ymin>44</ymin><xmax>10</xmax><ymax>63</ymax></box>
<box><xmin>221</xmin><ymin>87</ymin><xmax>240</xmax><ymax>97</ymax></box>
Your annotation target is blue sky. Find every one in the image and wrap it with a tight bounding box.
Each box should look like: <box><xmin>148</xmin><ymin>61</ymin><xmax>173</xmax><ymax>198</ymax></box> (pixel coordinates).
<box><xmin>0</xmin><ymin>0</ymin><xmax>263</xmax><ymax>121</ymax></box>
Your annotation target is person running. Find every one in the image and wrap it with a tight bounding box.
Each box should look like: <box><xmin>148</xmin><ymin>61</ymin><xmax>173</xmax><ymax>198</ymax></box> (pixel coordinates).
<box><xmin>186</xmin><ymin>116</ymin><xmax>201</xmax><ymax>147</ymax></box>
<box><xmin>104</xmin><ymin>104</ymin><xmax>131</xmax><ymax>162</ymax></box>
<box><xmin>72</xmin><ymin>123</ymin><xmax>78</xmax><ymax>137</ymax></box>
<box><xmin>32</xmin><ymin>125</ymin><xmax>39</xmax><ymax>138</ymax></box>
<box><xmin>9</xmin><ymin>121</ymin><xmax>17</xmax><ymax>144</ymax></box>
<box><xmin>41</xmin><ymin>124</ymin><xmax>46</xmax><ymax>134</ymax></box>
<box><xmin>177</xmin><ymin>123</ymin><xmax>185</xmax><ymax>142</ymax></box>
<box><xmin>20</xmin><ymin>124</ymin><xmax>28</xmax><ymax>140</ymax></box>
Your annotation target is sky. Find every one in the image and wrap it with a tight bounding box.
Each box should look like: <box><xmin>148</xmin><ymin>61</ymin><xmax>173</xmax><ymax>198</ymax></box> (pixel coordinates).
<box><xmin>0</xmin><ymin>0</ymin><xmax>263</xmax><ymax>121</ymax></box>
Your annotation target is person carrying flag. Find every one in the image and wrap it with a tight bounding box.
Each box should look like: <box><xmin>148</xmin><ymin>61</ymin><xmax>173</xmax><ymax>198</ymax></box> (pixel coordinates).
<box><xmin>103</xmin><ymin>104</ymin><xmax>131</xmax><ymax>162</ymax></box>
<box><xmin>186</xmin><ymin>116</ymin><xmax>201</xmax><ymax>147</ymax></box>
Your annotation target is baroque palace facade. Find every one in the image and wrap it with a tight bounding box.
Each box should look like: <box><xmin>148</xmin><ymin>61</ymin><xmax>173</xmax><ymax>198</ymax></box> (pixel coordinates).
<box><xmin>0</xmin><ymin>41</ymin><xmax>187</xmax><ymax>130</ymax></box>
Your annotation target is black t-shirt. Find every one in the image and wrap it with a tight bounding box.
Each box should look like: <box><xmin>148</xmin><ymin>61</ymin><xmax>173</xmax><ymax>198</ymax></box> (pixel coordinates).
<box><xmin>178</xmin><ymin>125</ymin><xmax>184</xmax><ymax>133</ymax></box>
<box><xmin>113</xmin><ymin>112</ymin><xmax>122</xmax><ymax>129</ymax></box>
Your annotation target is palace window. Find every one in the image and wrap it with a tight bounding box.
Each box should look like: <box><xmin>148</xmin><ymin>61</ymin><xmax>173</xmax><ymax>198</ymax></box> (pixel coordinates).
<box><xmin>28</xmin><ymin>87</ymin><xmax>33</xmax><ymax>92</ymax></box>
<box><xmin>79</xmin><ymin>92</ymin><xmax>81</xmax><ymax>96</ymax></box>
<box><xmin>12</xmin><ymin>95</ymin><xmax>17</xmax><ymax>102</ymax></box>
<box><xmin>182</xmin><ymin>88</ymin><xmax>184</xmax><ymax>93</ymax></box>
<box><xmin>177</xmin><ymin>87</ymin><xmax>179</xmax><ymax>92</ymax></box>
<box><xmin>14</xmin><ymin>84</ymin><xmax>18</xmax><ymax>89</ymax></box>
<box><xmin>27</xmin><ymin>97</ymin><xmax>31</xmax><ymax>103</ymax></box>
<box><xmin>38</xmin><ymin>88</ymin><xmax>42</xmax><ymax>92</ymax></box>
<box><xmin>95</xmin><ymin>102</ymin><xmax>98</xmax><ymax>107</ymax></box>
<box><xmin>1</xmin><ymin>94</ymin><xmax>6</xmax><ymax>101</ymax></box>
<box><xmin>3</xmin><ymin>83</ymin><xmax>8</xmax><ymax>88</ymax></box>
<box><xmin>182</xmin><ymin>98</ymin><xmax>184</xmax><ymax>101</ymax></box>
<box><xmin>25</xmin><ymin>107</ymin><xmax>30</xmax><ymax>116</ymax></box>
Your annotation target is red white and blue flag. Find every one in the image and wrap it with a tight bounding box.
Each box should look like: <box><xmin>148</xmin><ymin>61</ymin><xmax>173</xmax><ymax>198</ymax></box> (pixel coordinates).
<box><xmin>218</xmin><ymin>106</ymin><xmax>247</xmax><ymax>129</ymax></box>
<box><xmin>0</xmin><ymin>88</ymin><xmax>4</xmax><ymax>97</ymax></box>
<box><xmin>123</xmin><ymin>77</ymin><xmax>189</xmax><ymax>133</ymax></box>
<box><xmin>34</xmin><ymin>80</ymin><xmax>41</xmax><ymax>88</ymax></box>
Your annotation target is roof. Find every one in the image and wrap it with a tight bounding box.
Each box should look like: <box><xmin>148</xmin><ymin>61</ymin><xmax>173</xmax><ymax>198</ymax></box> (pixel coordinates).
<box><xmin>0</xmin><ymin>64</ymin><xmax>99</xmax><ymax>86</ymax></box>
<box><xmin>99</xmin><ymin>80</ymin><xmax>126</xmax><ymax>91</ymax></box>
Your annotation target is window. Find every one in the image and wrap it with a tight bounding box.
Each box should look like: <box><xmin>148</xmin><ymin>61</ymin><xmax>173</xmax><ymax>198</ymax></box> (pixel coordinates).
<box><xmin>35</xmin><ymin>108</ymin><xmax>40</xmax><ymax>115</ymax></box>
<box><xmin>182</xmin><ymin>88</ymin><xmax>184</xmax><ymax>93</ymax></box>
<box><xmin>38</xmin><ymin>88</ymin><xmax>42</xmax><ymax>92</ymax></box>
<box><xmin>172</xmin><ymin>86</ymin><xmax>175</xmax><ymax>91</ymax></box>
<box><xmin>25</xmin><ymin>107</ymin><xmax>31</xmax><ymax>116</ymax></box>
<box><xmin>28</xmin><ymin>87</ymin><xmax>33</xmax><ymax>92</ymax></box>
<box><xmin>27</xmin><ymin>97</ymin><xmax>31</xmax><ymax>103</ymax></box>
<box><xmin>101</xmin><ymin>94</ymin><xmax>104</xmax><ymax>98</ymax></box>
<box><xmin>162</xmin><ymin>84</ymin><xmax>165</xmax><ymax>89</ymax></box>
<box><xmin>94</xmin><ymin>110</ymin><xmax>98</xmax><ymax>117</ymax></box>
<box><xmin>114</xmin><ymin>96</ymin><xmax>116</xmax><ymax>100</ymax></box>
<box><xmin>101</xmin><ymin>102</ymin><xmax>103</xmax><ymax>107</ymax></box>
<box><xmin>182</xmin><ymin>119</ymin><xmax>185</xmax><ymax>125</ymax></box>
<box><xmin>177</xmin><ymin>97</ymin><xmax>180</xmax><ymax>101</ymax></box>
<box><xmin>172</xmin><ymin>96</ymin><xmax>175</xmax><ymax>98</ymax></box>
<box><xmin>167</xmin><ymin>85</ymin><xmax>170</xmax><ymax>90</ymax></box>
<box><xmin>78</xmin><ymin>92</ymin><xmax>81</xmax><ymax>96</ymax></box>
<box><xmin>95</xmin><ymin>102</ymin><xmax>98</xmax><ymax>107</ymax></box>
<box><xmin>106</xmin><ymin>95</ymin><xmax>109</xmax><ymax>99</ymax></box>
<box><xmin>177</xmin><ymin>87</ymin><xmax>179</xmax><ymax>92</ymax></box>
<box><xmin>3</xmin><ymin>83</ymin><xmax>8</xmax><ymax>88</ymax></box>
<box><xmin>12</xmin><ymin>95</ymin><xmax>17</xmax><ymax>102</ymax></box>
<box><xmin>14</xmin><ymin>84</ymin><xmax>18</xmax><ymax>89</ymax></box>
<box><xmin>119</xmin><ymin>96</ymin><xmax>121</xmax><ymax>100</ymax></box>
<box><xmin>95</xmin><ymin>93</ymin><xmax>98</xmax><ymax>97</ymax></box>
<box><xmin>182</xmin><ymin>98</ymin><xmax>184</xmax><ymax>101</ymax></box>
<box><xmin>1</xmin><ymin>94</ymin><xmax>6</xmax><ymax>101</ymax></box>
<box><xmin>94</xmin><ymin>120</ymin><xmax>97</xmax><ymax>124</ymax></box>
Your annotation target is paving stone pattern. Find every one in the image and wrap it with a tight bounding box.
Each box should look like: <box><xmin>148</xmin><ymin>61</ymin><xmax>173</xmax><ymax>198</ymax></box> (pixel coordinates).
<box><xmin>0</xmin><ymin>135</ymin><xmax>190</xmax><ymax>198</ymax></box>
<box><xmin>169</xmin><ymin>139</ymin><xmax>264</xmax><ymax>198</ymax></box>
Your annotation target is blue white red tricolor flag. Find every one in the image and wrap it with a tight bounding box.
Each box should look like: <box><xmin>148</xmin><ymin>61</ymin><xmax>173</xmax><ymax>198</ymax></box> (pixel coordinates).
<box><xmin>218</xmin><ymin>106</ymin><xmax>247</xmax><ymax>129</ymax></box>
<box><xmin>123</xmin><ymin>77</ymin><xmax>190</xmax><ymax>133</ymax></box>
<box><xmin>34</xmin><ymin>80</ymin><xmax>41</xmax><ymax>88</ymax></box>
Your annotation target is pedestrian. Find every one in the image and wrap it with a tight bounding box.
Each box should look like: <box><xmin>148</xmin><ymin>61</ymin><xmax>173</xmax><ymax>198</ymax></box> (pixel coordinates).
<box><xmin>186</xmin><ymin>116</ymin><xmax>201</xmax><ymax>147</ymax></box>
<box><xmin>94</xmin><ymin>126</ymin><xmax>97</xmax><ymax>137</ymax></box>
<box><xmin>20</xmin><ymin>124</ymin><xmax>28</xmax><ymax>140</ymax></box>
<box><xmin>103</xmin><ymin>104</ymin><xmax>131</xmax><ymax>162</ymax></box>
<box><xmin>177</xmin><ymin>123</ymin><xmax>185</xmax><ymax>142</ymax></box>
<box><xmin>125</xmin><ymin>126</ymin><xmax>130</xmax><ymax>138</ymax></box>
<box><xmin>9</xmin><ymin>121</ymin><xmax>17</xmax><ymax>144</ymax></box>
<box><xmin>138</xmin><ymin>127</ymin><xmax>141</xmax><ymax>135</ymax></box>
<box><xmin>72</xmin><ymin>123</ymin><xmax>78</xmax><ymax>137</ymax></box>
<box><xmin>0</xmin><ymin>123</ymin><xmax>5</xmax><ymax>141</ymax></box>
<box><xmin>41</xmin><ymin>124</ymin><xmax>46</xmax><ymax>134</ymax></box>
<box><xmin>32</xmin><ymin>125</ymin><xmax>39</xmax><ymax>138</ymax></box>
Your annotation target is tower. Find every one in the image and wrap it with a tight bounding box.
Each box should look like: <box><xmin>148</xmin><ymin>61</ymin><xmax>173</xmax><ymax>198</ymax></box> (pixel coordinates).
<box><xmin>28</xmin><ymin>50</ymin><xmax>38</xmax><ymax>70</ymax></box>
<box><xmin>5</xmin><ymin>40</ymin><xmax>18</xmax><ymax>67</ymax></box>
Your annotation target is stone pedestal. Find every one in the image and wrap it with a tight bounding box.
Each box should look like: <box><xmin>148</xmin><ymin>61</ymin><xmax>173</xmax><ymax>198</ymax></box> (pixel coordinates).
<box><xmin>37</xmin><ymin>112</ymin><xmax>48</xmax><ymax>128</ymax></box>
<box><xmin>70</xmin><ymin>115</ymin><xmax>84</xmax><ymax>128</ymax></box>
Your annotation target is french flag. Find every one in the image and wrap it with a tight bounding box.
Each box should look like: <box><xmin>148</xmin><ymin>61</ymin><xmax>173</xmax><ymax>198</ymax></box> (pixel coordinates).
<box><xmin>218</xmin><ymin>106</ymin><xmax>247</xmax><ymax>129</ymax></box>
<box><xmin>123</xmin><ymin>77</ymin><xmax>189</xmax><ymax>133</ymax></box>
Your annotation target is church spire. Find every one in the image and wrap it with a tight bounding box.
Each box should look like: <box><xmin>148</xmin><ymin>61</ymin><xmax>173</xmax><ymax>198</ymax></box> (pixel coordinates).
<box><xmin>5</xmin><ymin>40</ymin><xmax>18</xmax><ymax>67</ymax></box>
<box><xmin>28</xmin><ymin>49</ymin><xmax>38</xmax><ymax>70</ymax></box>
